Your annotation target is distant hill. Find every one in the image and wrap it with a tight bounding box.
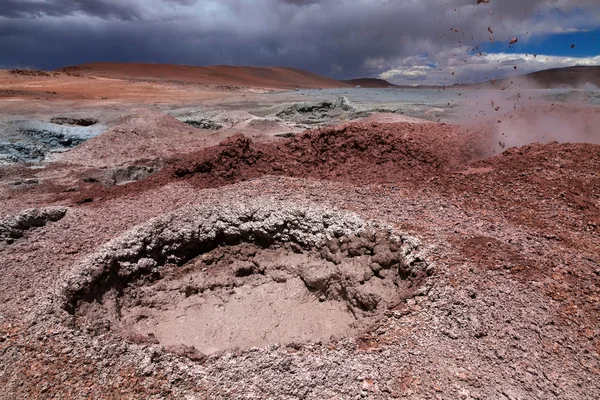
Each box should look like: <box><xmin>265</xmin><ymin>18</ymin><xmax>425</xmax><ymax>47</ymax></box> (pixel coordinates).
<box><xmin>523</xmin><ymin>66</ymin><xmax>600</xmax><ymax>88</ymax></box>
<box><xmin>466</xmin><ymin>66</ymin><xmax>600</xmax><ymax>89</ymax></box>
<box><xmin>56</xmin><ymin>62</ymin><xmax>351</xmax><ymax>89</ymax></box>
<box><xmin>340</xmin><ymin>78</ymin><xmax>396</xmax><ymax>88</ymax></box>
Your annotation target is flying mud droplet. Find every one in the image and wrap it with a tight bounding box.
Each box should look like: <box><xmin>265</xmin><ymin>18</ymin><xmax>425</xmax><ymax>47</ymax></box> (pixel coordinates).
<box><xmin>488</xmin><ymin>27</ymin><xmax>493</xmax><ymax>34</ymax></box>
<box><xmin>477</xmin><ymin>0</ymin><xmax>490</xmax><ymax>4</ymax></box>
<box><xmin>571</xmin><ymin>44</ymin><xmax>576</xmax><ymax>49</ymax></box>
<box><xmin>509</xmin><ymin>37</ymin><xmax>518</xmax><ymax>45</ymax></box>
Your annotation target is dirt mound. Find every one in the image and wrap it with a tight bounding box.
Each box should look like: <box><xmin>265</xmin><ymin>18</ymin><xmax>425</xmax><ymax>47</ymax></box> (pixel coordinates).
<box><xmin>59</xmin><ymin>201</ymin><xmax>428</xmax><ymax>356</ymax></box>
<box><xmin>432</xmin><ymin>141</ymin><xmax>600</xmax><ymax>238</ymax></box>
<box><xmin>0</xmin><ymin>207</ymin><xmax>68</xmax><ymax>244</ymax></box>
<box><xmin>467</xmin><ymin>142</ymin><xmax>600</xmax><ymax>209</ymax></box>
<box><xmin>59</xmin><ymin>109</ymin><xmax>216</xmax><ymax>167</ymax></box>
<box><xmin>168</xmin><ymin>122</ymin><xmax>491</xmax><ymax>188</ymax></box>
<box><xmin>56</xmin><ymin>63</ymin><xmax>350</xmax><ymax>89</ymax></box>
<box><xmin>65</xmin><ymin>121</ymin><xmax>494</xmax><ymax>203</ymax></box>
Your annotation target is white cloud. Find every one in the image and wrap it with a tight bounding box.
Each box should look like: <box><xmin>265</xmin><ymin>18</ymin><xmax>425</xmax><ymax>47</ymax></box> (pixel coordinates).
<box><xmin>378</xmin><ymin>51</ymin><xmax>600</xmax><ymax>86</ymax></box>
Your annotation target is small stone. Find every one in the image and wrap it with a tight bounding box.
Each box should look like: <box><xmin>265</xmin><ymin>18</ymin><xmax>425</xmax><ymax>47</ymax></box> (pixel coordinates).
<box><xmin>442</xmin><ymin>329</ymin><xmax>459</xmax><ymax>339</ymax></box>
<box><xmin>496</xmin><ymin>349</ymin><xmax>506</xmax><ymax>359</ymax></box>
<box><xmin>474</xmin><ymin>329</ymin><xmax>487</xmax><ymax>338</ymax></box>
<box><xmin>470</xmin><ymin>391</ymin><xmax>483</xmax><ymax>399</ymax></box>
<box><xmin>392</xmin><ymin>309</ymin><xmax>410</xmax><ymax>319</ymax></box>
<box><xmin>502</xmin><ymin>388</ymin><xmax>523</xmax><ymax>400</ymax></box>
<box><xmin>370</xmin><ymin>263</ymin><xmax>383</xmax><ymax>272</ymax></box>
<box><xmin>426</xmin><ymin>264</ymin><xmax>435</xmax><ymax>276</ymax></box>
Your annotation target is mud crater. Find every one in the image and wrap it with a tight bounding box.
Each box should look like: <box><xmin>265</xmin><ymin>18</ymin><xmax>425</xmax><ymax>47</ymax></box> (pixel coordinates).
<box><xmin>51</xmin><ymin>117</ymin><xmax>99</xmax><ymax>127</ymax></box>
<box><xmin>60</xmin><ymin>203</ymin><xmax>429</xmax><ymax>356</ymax></box>
<box><xmin>183</xmin><ymin>119</ymin><xmax>222</xmax><ymax>130</ymax></box>
<box><xmin>82</xmin><ymin>165</ymin><xmax>159</xmax><ymax>187</ymax></box>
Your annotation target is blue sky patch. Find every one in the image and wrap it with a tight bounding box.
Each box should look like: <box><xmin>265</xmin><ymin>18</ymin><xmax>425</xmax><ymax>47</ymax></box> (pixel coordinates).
<box><xmin>477</xmin><ymin>29</ymin><xmax>600</xmax><ymax>57</ymax></box>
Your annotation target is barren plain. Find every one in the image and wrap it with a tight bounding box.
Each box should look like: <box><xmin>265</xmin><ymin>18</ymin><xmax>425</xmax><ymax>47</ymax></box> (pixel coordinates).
<box><xmin>0</xmin><ymin>63</ymin><xmax>599</xmax><ymax>399</ymax></box>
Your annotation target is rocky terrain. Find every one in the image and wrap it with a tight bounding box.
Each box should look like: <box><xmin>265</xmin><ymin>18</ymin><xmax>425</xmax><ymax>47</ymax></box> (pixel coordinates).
<box><xmin>0</xmin><ymin>64</ymin><xmax>599</xmax><ymax>399</ymax></box>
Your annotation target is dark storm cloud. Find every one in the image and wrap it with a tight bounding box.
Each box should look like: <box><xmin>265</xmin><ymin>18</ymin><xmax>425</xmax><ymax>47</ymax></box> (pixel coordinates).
<box><xmin>280</xmin><ymin>0</ymin><xmax>322</xmax><ymax>5</ymax></box>
<box><xmin>0</xmin><ymin>0</ymin><xmax>143</xmax><ymax>20</ymax></box>
<box><xmin>1</xmin><ymin>0</ymin><xmax>598</xmax><ymax>83</ymax></box>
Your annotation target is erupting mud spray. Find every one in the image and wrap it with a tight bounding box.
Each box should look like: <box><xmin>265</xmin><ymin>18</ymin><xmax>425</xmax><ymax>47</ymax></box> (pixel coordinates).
<box><xmin>54</xmin><ymin>201</ymin><xmax>429</xmax><ymax>357</ymax></box>
<box><xmin>454</xmin><ymin>80</ymin><xmax>600</xmax><ymax>152</ymax></box>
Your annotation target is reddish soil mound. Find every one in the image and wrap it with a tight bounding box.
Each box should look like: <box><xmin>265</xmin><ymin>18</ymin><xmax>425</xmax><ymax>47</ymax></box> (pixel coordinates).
<box><xmin>167</xmin><ymin>122</ymin><xmax>490</xmax><ymax>188</ymax></box>
<box><xmin>436</xmin><ymin>141</ymin><xmax>600</xmax><ymax>236</ymax></box>
<box><xmin>64</xmin><ymin>121</ymin><xmax>494</xmax><ymax>203</ymax></box>
<box><xmin>57</xmin><ymin>62</ymin><xmax>349</xmax><ymax>89</ymax></box>
<box><xmin>57</xmin><ymin>121</ymin><xmax>489</xmax><ymax>204</ymax></box>
<box><xmin>469</xmin><ymin>142</ymin><xmax>600</xmax><ymax>211</ymax></box>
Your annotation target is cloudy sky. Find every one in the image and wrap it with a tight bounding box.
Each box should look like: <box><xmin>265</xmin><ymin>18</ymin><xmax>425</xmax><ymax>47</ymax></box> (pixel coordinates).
<box><xmin>1</xmin><ymin>0</ymin><xmax>599</xmax><ymax>85</ymax></box>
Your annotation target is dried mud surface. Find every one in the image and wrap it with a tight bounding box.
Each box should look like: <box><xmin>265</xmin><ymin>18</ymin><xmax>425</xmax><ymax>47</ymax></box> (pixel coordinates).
<box><xmin>0</xmin><ymin>206</ymin><xmax>67</xmax><ymax>243</ymax></box>
<box><xmin>0</xmin><ymin>92</ymin><xmax>599</xmax><ymax>399</ymax></box>
<box><xmin>66</xmin><ymin>202</ymin><xmax>427</xmax><ymax>357</ymax></box>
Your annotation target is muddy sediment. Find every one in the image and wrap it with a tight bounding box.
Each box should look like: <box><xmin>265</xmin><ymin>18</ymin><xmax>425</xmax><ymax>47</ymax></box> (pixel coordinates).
<box><xmin>59</xmin><ymin>201</ymin><xmax>429</xmax><ymax>357</ymax></box>
<box><xmin>50</xmin><ymin>117</ymin><xmax>99</xmax><ymax>127</ymax></box>
<box><xmin>0</xmin><ymin>206</ymin><xmax>68</xmax><ymax>243</ymax></box>
<box><xmin>0</xmin><ymin>119</ymin><xmax>106</xmax><ymax>164</ymax></box>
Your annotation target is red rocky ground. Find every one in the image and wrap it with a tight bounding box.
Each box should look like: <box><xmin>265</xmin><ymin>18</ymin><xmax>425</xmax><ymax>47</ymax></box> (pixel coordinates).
<box><xmin>0</xmin><ymin>119</ymin><xmax>599</xmax><ymax>399</ymax></box>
